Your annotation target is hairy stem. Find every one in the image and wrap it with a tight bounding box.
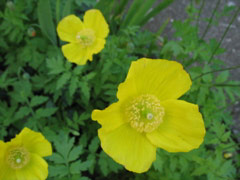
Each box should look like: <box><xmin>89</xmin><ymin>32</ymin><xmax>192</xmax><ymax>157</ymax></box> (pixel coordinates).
<box><xmin>208</xmin><ymin>6</ymin><xmax>240</xmax><ymax>63</ymax></box>
<box><xmin>201</xmin><ymin>0</ymin><xmax>221</xmax><ymax>39</ymax></box>
<box><xmin>193</xmin><ymin>65</ymin><xmax>240</xmax><ymax>81</ymax></box>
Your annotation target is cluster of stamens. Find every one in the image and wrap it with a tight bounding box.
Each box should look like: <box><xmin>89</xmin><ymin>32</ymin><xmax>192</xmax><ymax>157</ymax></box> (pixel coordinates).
<box><xmin>6</xmin><ymin>146</ymin><xmax>30</xmax><ymax>169</ymax></box>
<box><xmin>76</xmin><ymin>29</ymin><xmax>95</xmax><ymax>47</ymax></box>
<box><xmin>126</xmin><ymin>94</ymin><xmax>165</xmax><ymax>133</ymax></box>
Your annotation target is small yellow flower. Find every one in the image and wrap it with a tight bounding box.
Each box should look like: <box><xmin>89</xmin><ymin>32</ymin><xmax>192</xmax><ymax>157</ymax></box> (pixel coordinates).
<box><xmin>57</xmin><ymin>9</ymin><xmax>109</xmax><ymax>65</ymax></box>
<box><xmin>0</xmin><ymin>127</ymin><xmax>52</xmax><ymax>180</ymax></box>
<box><xmin>92</xmin><ymin>58</ymin><xmax>206</xmax><ymax>173</ymax></box>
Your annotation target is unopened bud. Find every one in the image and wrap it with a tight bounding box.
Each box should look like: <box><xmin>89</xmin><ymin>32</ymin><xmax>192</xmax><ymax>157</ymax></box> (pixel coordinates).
<box><xmin>6</xmin><ymin>1</ymin><xmax>15</xmax><ymax>10</ymax></box>
<box><xmin>27</xmin><ymin>27</ymin><xmax>36</xmax><ymax>37</ymax></box>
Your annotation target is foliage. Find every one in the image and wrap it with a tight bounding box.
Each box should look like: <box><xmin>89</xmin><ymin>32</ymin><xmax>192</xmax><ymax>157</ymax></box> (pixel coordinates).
<box><xmin>0</xmin><ymin>0</ymin><xmax>239</xmax><ymax>179</ymax></box>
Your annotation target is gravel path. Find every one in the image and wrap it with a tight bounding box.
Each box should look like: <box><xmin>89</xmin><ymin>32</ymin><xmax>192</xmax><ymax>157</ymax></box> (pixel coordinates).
<box><xmin>145</xmin><ymin>0</ymin><xmax>240</xmax><ymax>136</ymax></box>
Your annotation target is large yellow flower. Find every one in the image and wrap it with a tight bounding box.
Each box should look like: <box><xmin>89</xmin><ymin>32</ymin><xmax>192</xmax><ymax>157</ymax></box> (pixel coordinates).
<box><xmin>92</xmin><ymin>58</ymin><xmax>206</xmax><ymax>173</ymax></box>
<box><xmin>57</xmin><ymin>9</ymin><xmax>109</xmax><ymax>65</ymax></box>
<box><xmin>0</xmin><ymin>128</ymin><xmax>52</xmax><ymax>180</ymax></box>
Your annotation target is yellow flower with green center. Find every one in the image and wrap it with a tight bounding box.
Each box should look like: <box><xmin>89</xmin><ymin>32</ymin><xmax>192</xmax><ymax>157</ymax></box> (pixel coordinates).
<box><xmin>57</xmin><ymin>9</ymin><xmax>109</xmax><ymax>65</ymax></box>
<box><xmin>92</xmin><ymin>58</ymin><xmax>206</xmax><ymax>173</ymax></box>
<box><xmin>0</xmin><ymin>128</ymin><xmax>52</xmax><ymax>180</ymax></box>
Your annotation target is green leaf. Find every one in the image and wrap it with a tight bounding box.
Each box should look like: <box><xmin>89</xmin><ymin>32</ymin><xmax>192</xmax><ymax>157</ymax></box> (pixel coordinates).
<box><xmin>54</xmin><ymin>132</ymin><xmax>75</xmax><ymax>160</ymax></box>
<box><xmin>79</xmin><ymin>81</ymin><xmax>90</xmax><ymax>105</ymax></box>
<box><xmin>161</xmin><ymin>41</ymin><xmax>184</xmax><ymax>57</ymax></box>
<box><xmin>35</xmin><ymin>107</ymin><xmax>58</xmax><ymax>118</ymax></box>
<box><xmin>215</xmin><ymin>71</ymin><xmax>229</xmax><ymax>83</ymax></box>
<box><xmin>15</xmin><ymin>106</ymin><xmax>31</xmax><ymax>119</ymax></box>
<box><xmin>57</xmin><ymin>72</ymin><xmax>71</xmax><ymax>90</ymax></box>
<box><xmin>49</xmin><ymin>153</ymin><xmax>65</xmax><ymax>164</ymax></box>
<box><xmin>78</xmin><ymin>160</ymin><xmax>93</xmax><ymax>171</ymax></box>
<box><xmin>89</xmin><ymin>136</ymin><xmax>99</xmax><ymax>153</ymax></box>
<box><xmin>70</xmin><ymin>161</ymin><xmax>82</xmax><ymax>174</ymax></box>
<box><xmin>69</xmin><ymin>76</ymin><xmax>78</xmax><ymax>97</ymax></box>
<box><xmin>46</xmin><ymin>56</ymin><xmax>65</xmax><ymax>75</ymax></box>
<box><xmin>68</xmin><ymin>146</ymin><xmax>83</xmax><ymax>162</ymax></box>
<box><xmin>202</xmin><ymin>65</ymin><xmax>213</xmax><ymax>83</ymax></box>
<box><xmin>70</xmin><ymin>160</ymin><xmax>93</xmax><ymax>174</ymax></box>
<box><xmin>49</xmin><ymin>165</ymin><xmax>69</xmax><ymax>178</ymax></box>
<box><xmin>197</xmin><ymin>87</ymin><xmax>209</xmax><ymax>105</ymax></box>
<box><xmin>98</xmin><ymin>151</ymin><xmax>122</xmax><ymax>176</ymax></box>
<box><xmin>62</xmin><ymin>0</ymin><xmax>73</xmax><ymax>18</ymax></box>
<box><xmin>30</xmin><ymin>96</ymin><xmax>49</xmax><ymax>107</ymax></box>
<box><xmin>37</xmin><ymin>0</ymin><xmax>57</xmax><ymax>45</ymax></box>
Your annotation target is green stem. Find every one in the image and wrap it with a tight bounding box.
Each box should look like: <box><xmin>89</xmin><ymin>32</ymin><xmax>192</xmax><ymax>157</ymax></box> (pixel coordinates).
<box><xmin>212</xmin><ymin>83</ymin><xmax>240</xmax><ymax>87</ymax></box>
<box><xmin>201</xmin><ymin>0</ymin><xmax>221</xmax><ymax>39</ymax></box>
<box><xmin>196</xmin><ymin>0</ymin><xmax>205</xmax><ymax>30</ymax></box>
<box><xmin>25</xmin><ymin>98</ymin><xmax>35</xmax><ymax>117</ymax></box>
<box><xmin>200</xmin><ymin>82</ymin><xmax>240</xmax><ymax>87</ymax></box>
<box><xmin>193</xmin><ymin>65</ymin><xmax>240</xmax><ymax>81</ymax></box>
<box><xmin>208</xmin><ymin>6</ymin><xmax>240</xmax><ymax>63</ymax></box>
<box><xmin>147</xmin><ymin>18</ymin><xmax>169</xmax><ymax>56</ymax></box>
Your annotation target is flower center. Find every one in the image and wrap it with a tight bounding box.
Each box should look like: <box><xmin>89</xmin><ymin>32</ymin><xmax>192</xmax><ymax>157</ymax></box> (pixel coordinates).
<box><xmin>126</xmin><ymin>94</ymin><xmax>165</xmax><ymax>133</ymax></box>
<box><xmin>6</xmin><ymin>146</ymin><xmax>30</xmax><ymax>169</ymax></box>
<box><xmin>76</xmin><ymin>29</ymin><xmax>95</xmax><ymax>47</ymax></box>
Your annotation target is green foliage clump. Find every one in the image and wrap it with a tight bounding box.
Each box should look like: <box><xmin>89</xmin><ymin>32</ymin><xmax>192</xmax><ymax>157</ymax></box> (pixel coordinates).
<box><xmin>0</xmin><ymin>0</ymin><xmax>239</xmax><ymax>179</ymax></box>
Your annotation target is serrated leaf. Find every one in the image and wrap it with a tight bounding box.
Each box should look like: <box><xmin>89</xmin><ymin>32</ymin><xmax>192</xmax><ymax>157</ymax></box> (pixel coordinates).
<box><xmin>30</xmin><ymin>96</ymin><xmax>48</xmax><ymax>107</ymax></box>
<box><xmin>69</xmin><ymin>76</ymin><xmax>78</xmax><ymax>97</ymax></box>
<box><xmin>35</xmin><ymin>107</ymin><xmax>58</xmax><ymax>118</ymax></box>
<box><xmin>54</xmin><ymin>132</ymin><xmax>75</xmax><ymax>160</ymax></box>
<box><xmin>79</xmin><ymin>81</ymin><xmax>90</xmax><ymax>105</ymax></box>
<box><xmin>46</xmin><ymin>56</ymin><xmax>65</xmax><ymax>74</ymax></box>
<box><xmin>98</xmin><ymin>151</ymin><xmax>122</xmax><ymax>176</ymax></box>
<box><xmin>202</xmin><ymin>65</ymin><xmax>213</xmax><ymax>83</ymax></box>
<box><xmin>49</xmin><ymin>165</ymin><xmax>69</xmax><ymax>177</ymax></box>
<box><xmin>68</xmin><ymin>146</ymin><xmax>83</xmax><ymax>162</ymax></box>
<box><xmin>161</xmin><ymin>41</ymin><xmax>184</xmax><ymax>57</ymax></box>
<box><xmin>216</xmin><ymin>71</ymin><xmax>229</xmax><ymax>83</ymax></box>
<box><xmin>89</xmin><ymin>136</ymin><xmax>99</xmax><ymax>153</ymax></box>
<box><xmin>48</xmin><ymin>153</ymin><xmax>65</xmax><ymax>164</ymax></box>
<box><xmin>15</xmin><ymin>106</ymin><xmax>31</xmax><ymax>119</ymax></box>
<box><xmin>70</xmin><ymin>161</ymin><xmax>82</xmax><ymax>174</ymax></box>
<box><xmin>70</xmin><ymin>160</ymin><xmax>93</xmax><ymax>174</ymax></box>
<box><xmin>57</xmin><ymin>72</ymin><xmax>71</xmax><ymax>90</ymax></box>
<box><xmin>79</xmin><ymin>160</ymin><xmax>93</xmax><ymax>171</ymax></box>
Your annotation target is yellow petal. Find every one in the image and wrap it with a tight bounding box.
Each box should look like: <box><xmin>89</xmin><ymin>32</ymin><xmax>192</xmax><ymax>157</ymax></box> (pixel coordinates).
<box><xmin>83</xmin><ymin>9</ymin><xmax>109</xmax><ymax>39</ymax></box>
<box><xmin>0</xmin><ymin>141</ymin><xmax>6</xmax><ymax>159</ymax></box>
<box><xmin>16</xmin><ymin>153</ymin><xmax>48</xmax><ymax>180</ymax></box>
<box><xmin>91</xmin><ymin>38</ymin><xmax>106</xmax><ymax>54</ymax></box>
<box><xmin>17</xmin><ymin>127</ymin><xmax>52</xmax><ymax>157</ymax></box>
<box><xmin>118</xmin><ymin>58</ymin><xmax>192</xmax><ymax>101</ymax></box>
<box><xmin>0</xmin><ymin>147</ymin><xmax>16</xmax><ymax>180</ymax></box>
<box><xmin>99</xmin><ymin>124</ymin><xmax>156</xmax><ymax>173</ymax></box>
<box><xmin>0</xmin><ymin>161</ymin><xmax>16</xmax><ymax>180</ymax></box>
<box><xmin>117</xmin><ymin>77</ymin><xmax>138</xmax><ymax>102</ymax></box>
<box><xmin>62</xmin><ymin>43</ymin><xmax>92</xmax><ymax>65</ymax></box>
<box><xmin>57</xmin><ymin>14</ymin><xmax>84</xmax><ymax>42</ymax></box>
<box><xmin>146</xmin><ymin>100</ymin><xmax>205</xmax><ymax>152</ymax></box>
<box><xmin>92</xmin><ymin>102</ymin><xmax>126</xmax><ymax>132</ymax></box>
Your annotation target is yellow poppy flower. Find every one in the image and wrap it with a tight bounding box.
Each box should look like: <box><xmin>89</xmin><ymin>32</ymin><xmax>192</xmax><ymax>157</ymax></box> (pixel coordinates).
<box><xmin>0</xmin><ymin>127</ymin><xmax>52</xmax><ymax>180</ymax></box>
<box><xmin>92</xmin><ymin>58</ymin><xmax>206</xmax><ymax>173</ymax></box>
<box><xmin>57</xmin><ymin>9</ymin><xmax>109</xmax><ymax>65</ymax></box>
